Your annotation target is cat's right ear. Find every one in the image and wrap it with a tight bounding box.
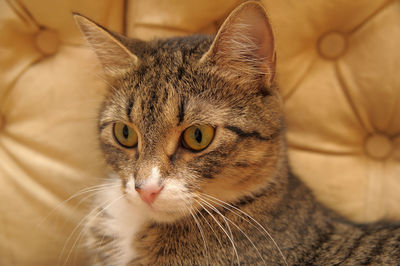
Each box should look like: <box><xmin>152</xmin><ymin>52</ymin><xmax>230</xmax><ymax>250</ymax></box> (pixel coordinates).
<box><xmin>199</xmin><ymin>1</ymin><xmax>275</xmax><ymax>86</ymax></box>
<box><xmin>73</xmin><ymin>13</ymin><xmax>138</xmax><ymax>78</ymax></box>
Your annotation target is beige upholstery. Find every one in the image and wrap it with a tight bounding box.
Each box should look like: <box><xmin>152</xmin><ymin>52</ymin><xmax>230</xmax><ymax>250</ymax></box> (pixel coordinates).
<box><xmin>0</xmin><ymin>0</ymin><xmax>399</xmax><ymax>264</ymax></box>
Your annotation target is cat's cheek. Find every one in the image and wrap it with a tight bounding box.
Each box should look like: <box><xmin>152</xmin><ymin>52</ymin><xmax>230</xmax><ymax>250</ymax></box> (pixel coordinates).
<box><xmin>100</xmin><ymin>141</ymin><xmax>137</xmax><ymax>179</ymax></box>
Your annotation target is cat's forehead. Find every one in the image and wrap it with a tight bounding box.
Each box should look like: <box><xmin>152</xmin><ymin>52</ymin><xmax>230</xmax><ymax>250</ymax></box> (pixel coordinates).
<box><xmin>133</xmin><ymin>35</ymin><xmax>213</xmax><ymax>67</ymax></box>
<box><xmin>104</xmin><ymin>34</ymin><xmax>268</xmax><ymax>137</ymax></box>
<box><xmin>117</xmin><ymin>36</ymin><xmax>216</xmax><ymax>115</ymax></box>
<box><xmin>119</xmin><ymin>35</ymin><xmax>213</xmax><ymax>98</ymax></box>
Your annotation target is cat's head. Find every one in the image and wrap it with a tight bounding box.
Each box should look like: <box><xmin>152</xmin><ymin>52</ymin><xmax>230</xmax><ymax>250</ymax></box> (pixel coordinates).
<box><xmin>75</xmin><ymin>1</ymin><xmax>285</xmax><ymax>223</ymax></box>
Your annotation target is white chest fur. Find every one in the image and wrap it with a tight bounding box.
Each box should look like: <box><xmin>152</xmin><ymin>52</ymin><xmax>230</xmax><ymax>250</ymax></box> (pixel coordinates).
<box><xmin>95</xmin><ymin>178</ymin><xmax>149</xmax><ymax>266</ymax></box>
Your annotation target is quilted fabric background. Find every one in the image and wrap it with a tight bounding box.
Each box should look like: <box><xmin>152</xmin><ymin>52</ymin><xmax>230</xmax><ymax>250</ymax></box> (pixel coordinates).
<box><xmin>0</xmin><ymin>0</ymin><xmax>399</xmax><ymax>264</ymax></box>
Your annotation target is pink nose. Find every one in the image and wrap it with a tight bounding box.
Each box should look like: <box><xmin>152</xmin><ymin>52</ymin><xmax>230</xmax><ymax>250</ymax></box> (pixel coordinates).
<box><xmin>135</xmin><ymin>184</ymin><xmax>164</xmax><ymax>205</ymax></box>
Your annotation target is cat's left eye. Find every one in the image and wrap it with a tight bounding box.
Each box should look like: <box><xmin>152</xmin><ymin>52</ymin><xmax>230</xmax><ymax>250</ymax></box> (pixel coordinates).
<box><xmin>182</xmin><ymin>125</ymin><xmax>215</xmax><ymax>152</ymax></box>
<box><xmin>113</xmin><ymin>122</ymin><xmax>138</xmax><ymax>148</ymax></box>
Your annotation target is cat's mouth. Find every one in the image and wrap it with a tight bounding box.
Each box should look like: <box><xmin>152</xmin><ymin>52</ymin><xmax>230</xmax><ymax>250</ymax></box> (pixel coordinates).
<box><xmin>125</xmin><ymin>185</ymin><xmax>194</xmax><ymax>223</ymax></box>
<box><xmin>124</xmin><ymin>175</ymin><xmax>198</xmax><ymax>222</ymax></box>
<box><xmin>132</xmin><ymin>199</ymin><xmax>193</xmax><ymax>223</ymax></box>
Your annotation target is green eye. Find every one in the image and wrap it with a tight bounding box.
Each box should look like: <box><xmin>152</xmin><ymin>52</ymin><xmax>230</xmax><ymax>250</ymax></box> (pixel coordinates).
<box><xmin>182</xmin><ymin>125</ymin><xmax>215</xmax><ymax>151</ymax></box>
<box><xmin>113</xmin><ymin>122</ymin><xmax>138</xmax><ymax>148</ymax></box>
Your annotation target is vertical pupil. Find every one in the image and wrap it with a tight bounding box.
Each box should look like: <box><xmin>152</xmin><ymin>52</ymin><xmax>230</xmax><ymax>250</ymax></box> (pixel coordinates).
<box><xmin>122</xmin><ymin>125</ymin><xmax>129</xmax><ymax>139</ymax></box>
<box><xmin>194</xmin><ymin>128</ymin><xmax>202</xmax><ymax>143</ymax></box>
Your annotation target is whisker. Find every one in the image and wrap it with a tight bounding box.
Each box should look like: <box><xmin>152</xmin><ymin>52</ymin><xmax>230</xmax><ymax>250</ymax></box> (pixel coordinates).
<box><xmin>176</xmin><ymin>193</ymin><xmax>211</xmax><ymax>265</ymax></box>
<box><xmin>66</xmin><ymin>193</ymin><xmax>126</xmax><ymax>266</ymax></box>
<box><xmin>38</xmin><ymin>183</ymin><xmax>120</xmax><ymax>228</ymax></box>
<box><xmin>196</xmin><ymin>196</ymin><xmax>235</xmax><ymax>251</ymax></box>
<box><xmin>193</xmin><ymin>198</ymin><xmax>240</xmax><ymax>265</ymax></box>
<box><xmin>61</xmin><ymin>186</ymin><xmax>117</xmax><ymax>263</ymax></box>
<box><xmin>58</xmin><ymin>205</ymin><xmax>99</xmax><ymax>266</ymax></box>
<box><xmin>200</xmin><ymin>193</ymin><xmax>288</xmax><ymax>266</ymax></box>
<box><xmin>194</xmin><ymin>204</ymin><xmax>224</xmax><ymax>248</ymax></box>
<box><xmin>170</xmin><ymin>193</ymin><xmax>210</xmax><ymax>265</ymax></box>
<box><xmin>59</xmin><ymin>193</ymin><xmax>125</xmax><ymax>266</ymax></box>
<box><xmin>189</xmin><ymin>207</ymin><xmax>210</xmax><ymax>266</ymax></box>
<box><xmin>197</xmin><ymin>196</ymin><xmax>266</xmax><ymax>265</ymax></box>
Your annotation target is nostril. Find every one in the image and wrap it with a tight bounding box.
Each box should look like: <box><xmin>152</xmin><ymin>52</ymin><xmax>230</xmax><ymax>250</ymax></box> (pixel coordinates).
<box><xmin>136</xmin><ymin>185</ymin><xmax>164</xmax><ymax>205</ymax></box>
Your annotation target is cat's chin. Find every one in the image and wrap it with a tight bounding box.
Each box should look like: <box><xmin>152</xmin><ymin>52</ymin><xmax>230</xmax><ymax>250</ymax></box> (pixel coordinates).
<box><xmin>125</xmin><ymin>192</ymin><xmax>192</xmax><ymax>223</ymax></box>
<box><xmin>141</xmin><ymin>196</ymin><xmax>194</xmax><ymax>223</ymax></box>
<box><xmin>146</xmin><ymin>209</ymin><xmax>188</xmax><ymax>224</ymax></box>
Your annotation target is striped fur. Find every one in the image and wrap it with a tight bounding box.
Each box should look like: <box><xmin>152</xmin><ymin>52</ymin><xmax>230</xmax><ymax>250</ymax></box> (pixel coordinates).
<box><xmin>75</xmin><ymin>2</ymin><xmax>400</xmax><ymax>265</ymax></box>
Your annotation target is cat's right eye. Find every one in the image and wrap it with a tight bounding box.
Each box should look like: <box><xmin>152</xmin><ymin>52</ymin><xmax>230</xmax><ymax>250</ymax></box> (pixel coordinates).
<box><xmin>113</xmin><ymin>122</ymin><xmax>138</xmax><ymax>148</ymax></box>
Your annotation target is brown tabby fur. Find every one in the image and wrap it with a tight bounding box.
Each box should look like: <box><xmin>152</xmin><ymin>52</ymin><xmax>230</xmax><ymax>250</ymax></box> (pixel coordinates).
<box><xmin>74</xmin><ymin>2</ymin><xmax>400</xmax><ymax>265</ymax></box>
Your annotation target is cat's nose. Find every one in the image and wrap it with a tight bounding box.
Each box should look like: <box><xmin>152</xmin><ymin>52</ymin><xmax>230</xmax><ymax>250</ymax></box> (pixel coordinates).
<box><xmin>135</xmin><ymin>184</ymin><xmax>164</xmax><ymax>205</ymax></box>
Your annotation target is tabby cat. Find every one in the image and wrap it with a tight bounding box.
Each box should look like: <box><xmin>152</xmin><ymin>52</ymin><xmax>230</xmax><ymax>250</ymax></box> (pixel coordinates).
<box><xmin>74</xmin><ymin>2</ymin><xmax>400</xmax><ymax>265</ymax></box>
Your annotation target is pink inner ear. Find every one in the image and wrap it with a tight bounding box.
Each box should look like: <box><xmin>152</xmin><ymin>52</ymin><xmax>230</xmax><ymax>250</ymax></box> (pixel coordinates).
<box><xmin>74</xmin><ymin>14</ymin><xmax>138</xmax><ymax>76</ymax></box>
<box><xmin>240</xmin><ymin>6</ymin><xmax>275</xmax><ymax>64</ymax></box>
<box><xmin>205</xmin><ymin>2</ymin><xmax>275</xmax><ymax>82</ymax></box>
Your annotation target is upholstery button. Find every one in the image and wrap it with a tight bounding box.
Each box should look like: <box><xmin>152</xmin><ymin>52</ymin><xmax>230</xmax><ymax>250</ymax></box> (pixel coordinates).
<box><xmin>365</xmin><ymin>134</ymin><xmax>392</xmax><ymax>159</ymax></box>
<box><xmin>318</xmin><ymin>32</ymin><xmax>347</xmax><ymax>60</ymax></box>
<box><xmin>34</xmin><ymin>29</ymin><xmax>60</xmax><ymax>56</ymax></box>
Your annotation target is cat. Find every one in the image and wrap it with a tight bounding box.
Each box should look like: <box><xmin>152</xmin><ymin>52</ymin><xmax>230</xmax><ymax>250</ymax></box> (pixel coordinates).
<box><xmin>74</xmin><ymin>1</ymin><xmax>400</xmax><ymax>265</ymax></box>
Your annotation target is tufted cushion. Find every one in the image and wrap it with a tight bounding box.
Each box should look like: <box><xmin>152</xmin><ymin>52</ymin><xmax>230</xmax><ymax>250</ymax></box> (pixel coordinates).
<box><xmin>269</xmin><ymin>0</ymin><xmax>400</xmax><ymax>223</ymax></box>
<box><xmin>0</xmin><ymin>0</ymin><xmax>399</xmax><ymax>264</ymax></box>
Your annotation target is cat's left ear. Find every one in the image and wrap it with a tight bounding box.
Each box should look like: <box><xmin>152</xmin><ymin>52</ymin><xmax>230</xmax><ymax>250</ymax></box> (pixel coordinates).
<box><xmin>73</xmin><ymin>13</ymin><xmax>138</xmax><ymax>78</ymax></box>
<box><xmin>200</xmin><ymin>1</ymin><xmax>276</xmax><ymax>86</ymax></box>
